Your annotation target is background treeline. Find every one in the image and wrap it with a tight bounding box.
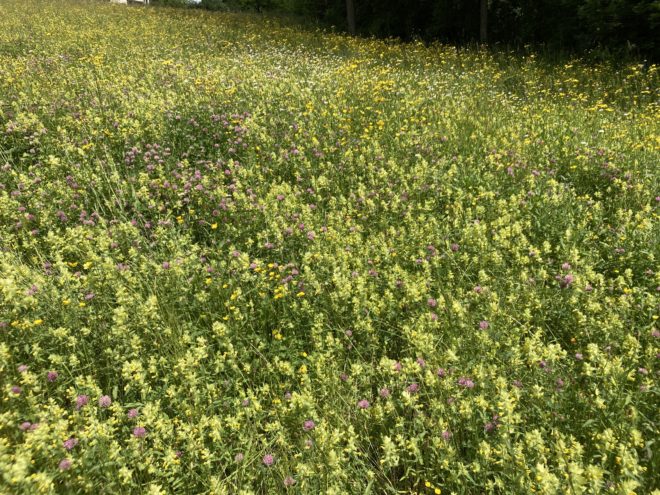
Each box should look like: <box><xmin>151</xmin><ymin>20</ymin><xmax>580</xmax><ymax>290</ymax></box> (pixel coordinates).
<box><xmin>160</xmin><ymin>0</ymin><xmax>659</xmax><ymax>59</ymax></box>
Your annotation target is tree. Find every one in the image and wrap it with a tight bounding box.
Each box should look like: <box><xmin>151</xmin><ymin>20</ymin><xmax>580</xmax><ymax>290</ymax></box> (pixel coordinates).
<box><xmin>480</xmin><ymin>0</ymin><xmax>487</xmax><ymax>43</ymax></box>
<box><xmin>346</xmin><ymin>0</ymin><xmax>356</xmax><ymax>35</ymax></box>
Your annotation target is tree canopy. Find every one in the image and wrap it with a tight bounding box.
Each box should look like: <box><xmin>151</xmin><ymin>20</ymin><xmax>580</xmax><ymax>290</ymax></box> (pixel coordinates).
<box><xmin>193</xmin><ymin>0</ymin><xmax>659</xmax><ymax>59</ymax></box>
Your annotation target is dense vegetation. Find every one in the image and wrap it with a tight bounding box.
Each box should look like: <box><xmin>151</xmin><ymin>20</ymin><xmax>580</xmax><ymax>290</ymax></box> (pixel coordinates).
<box><xmin>191</xmin><ymin>0</ymin><xmax>660</xmax><ymax>59</ymax></box>
<box><xmin>1</xmin><ymin>0</ymin><xmax>659</xmax><ymax>493</ymax></box>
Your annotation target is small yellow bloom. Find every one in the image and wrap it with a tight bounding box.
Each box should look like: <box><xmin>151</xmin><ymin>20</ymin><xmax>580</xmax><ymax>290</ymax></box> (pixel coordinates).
<box><xmin>211</xmin><ymin>223</ymin><xmax>217</xmax><ymax>230</ymax></box>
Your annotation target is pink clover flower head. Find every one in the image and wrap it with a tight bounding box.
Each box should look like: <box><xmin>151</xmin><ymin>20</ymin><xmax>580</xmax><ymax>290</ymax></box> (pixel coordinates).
<box><xmin>47</xmin><ymin>371</ymin><xmax>58</xmax><ymax>382</ymax></box>
<box><xmin>457</xmin><ymin>377</ymin><xmax>475</xmax><ymax>389</ymax></box>
<box><xmin>436</xmin><ymin>367</ymin><xmax>446</xmax><ymax>378</ymax></box>
<box><xmin>303</xmin><ymin>420</ymin><xmax>316</xmax><ymax>432</ymax></box>
<box><xmin>59</xmin><ymin>459</ymin><xmax>72</xmax><ymax>471</ymax></box>
<box><xmin>357</xmin><ymin>399</ymin><xmax>370</xmax><ymax>409</ymax></box>
<box><xmin>11</xmin><ymin>386</ymin><xmax>22</xmax><ymax>395</ymax></box>
<box><xmin>406</xmin><ymin>382</ymin><xmax>420</xmax><ymax>394</ymax></box>
<box><xmin>19</xmin><ymin>421</ymin><xmax>32</xmax><ymax>431</ymax></box>
<box><xmin>98</xmin><ymin>395</ymin><xmax>112</xmax><ymax>408</ymax></box>
<box><xmin>17</xmin><ymin>364</ymin><xmax>28</xmax><ymax>373</ymax></box>
<box><xmin>234</xmin><ymin>452</ymin><xmax>244</xmax><ymax>462</ymax></box>
<box><xmin>283</xmin><ymin>475</ymin><xmax>296</xmax><ymax>487</ymax></box>
<box><xmin>450</xmin><ymin>243</ymin><xmax>460</xmax><ymax>252</ymax></box>
<box><xmin>427</xmin><ymin>298</ymin><xmax>437</xmax><ymax>308</ymax></box>
<box><xmin>379</xmin><ymin>387</ymin><xmax>390</xmax><ymax>399</ymax></box>
<box><xmin>558</xmin><ymin>274</ymin><xmax>574</xmax><ymax>288</ymax></box>
<box><xmin>133</xmin><ymin>426</ymin><xmax>147</xmax><ymax>438</ymax></box>
<box><xmin>63</xmin><ymin>437</ymin><xmax>78</xmax><ymax>450</ymax></box>
<box><xmin>479</xmin><ymin>320</ymin><xmax>489</xmax><ymax>330</ymax></box>
<box><xmin>262</xmin><ymin>454</ymin><xmax>275</xmax><ymax>467</ymax></box>
<box><xmin>416</xmin><ymin>357</ymin><xmax>426</xmax><ymax>368</ymax></box>
<box><xmin>75</xmin><ymin>395</ymin><xmax>89</xmax><ymax>410</ymax></box>
<box><xmin>441</xmin><ymin>430</ymin><xmax>452</xmax><ymax>440</ymax></box>
<box><xmin>127</xmin><ymin>408</ymin><xmax>139</xmax><ymax>419</ymax></box>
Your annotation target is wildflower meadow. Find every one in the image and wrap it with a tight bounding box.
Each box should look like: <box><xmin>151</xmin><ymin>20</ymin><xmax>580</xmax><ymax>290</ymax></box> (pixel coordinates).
<box><xmin>0</xmin><ymin>0</ymin><xmax>659</xmax><ymax>493</ymax></box>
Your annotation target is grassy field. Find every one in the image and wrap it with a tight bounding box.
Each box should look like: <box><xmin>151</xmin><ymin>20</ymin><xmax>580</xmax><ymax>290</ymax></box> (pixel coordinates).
<box><xmin>0</xmin><ymin>0</ymin><xmax>659</xmax><ymax>493</ymax></box>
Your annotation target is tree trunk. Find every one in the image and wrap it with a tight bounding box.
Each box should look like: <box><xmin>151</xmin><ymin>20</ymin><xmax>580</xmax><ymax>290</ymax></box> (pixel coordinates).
<box><xmin>480</xmin><ymin>0</ymin><xmax>488</xmax><ymax>43</ymax></box>
<box><xmin>346</xmin><ymin>0</ymin><xmax>356</xmax><ymax>36</ymax></box>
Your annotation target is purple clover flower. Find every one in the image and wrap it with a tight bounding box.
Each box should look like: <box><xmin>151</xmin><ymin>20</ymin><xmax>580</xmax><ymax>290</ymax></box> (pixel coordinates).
<box><xmin>303</xmin><ymin>420</ymin><xmax>315</xmax><ymax>432</ymax></box>
<box><xmin>63</xmin><ymin>438</ymin><xmax>78</xmax><ymax>450</ymax></box>
<box><xmin>457</xmin><ymin>377</ymin><xmax>475</xmax><ymax>389</ymax></box>
<box><xmin>283</xmin><ymin>475</ymin><xmax>296</xmax><ymax>487</ymax></box>
<box><xmin>262</xmin><ymin>454</ymin><xmax>275</xmax><ymax>467</ymax></box>
<box><xmin>98</xmin><ymin>395</ymin><xmax>112</xmax><ymax>408</ymax></box>
<box><xmin>133</xmin><ymin>427</ymin><xmax>147</xmax><ymax>438</ymax></box>
<box><xmin>75</xmin><ymin>395</ymin><xmax>89</xmax><ymax>410</ymax></box>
